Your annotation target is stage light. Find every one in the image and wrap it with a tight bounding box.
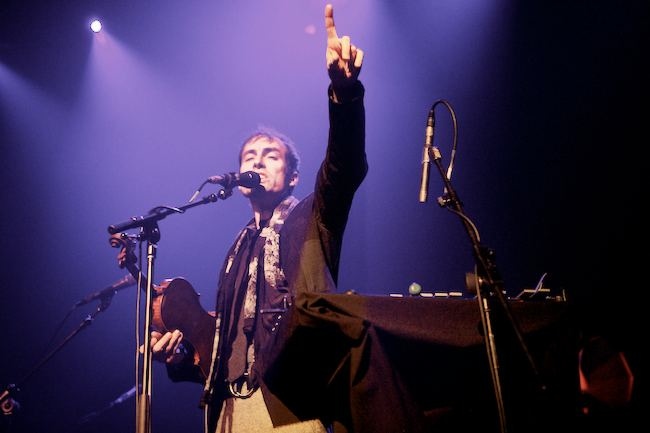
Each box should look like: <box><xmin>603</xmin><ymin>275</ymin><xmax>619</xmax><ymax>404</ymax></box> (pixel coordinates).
<box><xmin>90</xmin><ymin>19</ymin><xmax>102</xmax><ymax>33</ymax></box>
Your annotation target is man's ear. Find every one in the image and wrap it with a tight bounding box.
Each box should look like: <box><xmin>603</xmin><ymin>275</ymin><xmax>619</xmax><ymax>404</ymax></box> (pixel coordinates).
<box><xmin>289</xmin><ymin>171</ymin><xmax>299</xmax><ymax>187</ymax></box>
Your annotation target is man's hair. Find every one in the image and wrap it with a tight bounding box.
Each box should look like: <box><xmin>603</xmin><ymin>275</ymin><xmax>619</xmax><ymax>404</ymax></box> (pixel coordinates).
<box><xmin>238</xmin><ymin>126</ymin><xmax>301</xmax><ymax>177</ymax></box>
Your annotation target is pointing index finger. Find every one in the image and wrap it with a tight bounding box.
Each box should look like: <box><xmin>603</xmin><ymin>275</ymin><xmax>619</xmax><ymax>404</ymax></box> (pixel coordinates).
<box><xmin>324</xmin><ymin>3</ymin><xmax>338</xmax><ymax>40</ymax></box>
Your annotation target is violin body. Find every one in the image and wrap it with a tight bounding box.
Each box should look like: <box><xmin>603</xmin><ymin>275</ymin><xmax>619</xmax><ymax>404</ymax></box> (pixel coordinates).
<box><xmin>153</xmin><ymin>278</ymin><xmax>216</xmax><ymax>381</ymax></box>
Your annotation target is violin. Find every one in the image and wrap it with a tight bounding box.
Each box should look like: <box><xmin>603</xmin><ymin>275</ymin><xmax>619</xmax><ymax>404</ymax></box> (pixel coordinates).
<box><xmin>110</xmin><ymin>233</ymin><xmax>215</xmax><ymax>380</ymax></box>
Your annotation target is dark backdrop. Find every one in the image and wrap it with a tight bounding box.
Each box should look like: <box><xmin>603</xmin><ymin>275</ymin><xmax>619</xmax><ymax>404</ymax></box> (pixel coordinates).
<box><xmin>1</xmin><ymin>1</ymin><xmax>647</xmax><ymax>432</ymax></box>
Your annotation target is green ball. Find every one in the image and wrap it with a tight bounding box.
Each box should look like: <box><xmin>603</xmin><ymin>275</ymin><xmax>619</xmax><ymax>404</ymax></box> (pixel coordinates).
<box><xmin>408</xmin><ymin>282</ymin><xmax>422</xmax><ymax>296</ymax></box>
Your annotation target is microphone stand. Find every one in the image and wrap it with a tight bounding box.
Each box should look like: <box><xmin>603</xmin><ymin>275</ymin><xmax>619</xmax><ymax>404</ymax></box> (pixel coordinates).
<box><xmin>106</xmin><ymin>190</ymin><xmax>231</xmax><ymax>433</ymax></box>
<box><xmin>0</xmin><ymin>296</ymin><xmax>116</xmax><ymax>429</ymax></box>
<box><xmin>427</xmin><ymin>147</ymin><xmax>543</xmax><ymax>433</ymax></box>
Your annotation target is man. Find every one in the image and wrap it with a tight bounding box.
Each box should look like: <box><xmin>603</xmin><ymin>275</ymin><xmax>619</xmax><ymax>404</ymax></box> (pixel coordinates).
<box><xmin>144</xmin><ymin>4</ymin><xmax>366</xmax><ymax>432</ymax></box>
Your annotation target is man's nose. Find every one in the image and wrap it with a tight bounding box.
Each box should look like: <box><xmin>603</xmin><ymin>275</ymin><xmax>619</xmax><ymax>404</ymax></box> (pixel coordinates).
<box><xmin>253</xmin><ymin>157</ymin><xmax>264</xmax><ymax>168</ymax></box>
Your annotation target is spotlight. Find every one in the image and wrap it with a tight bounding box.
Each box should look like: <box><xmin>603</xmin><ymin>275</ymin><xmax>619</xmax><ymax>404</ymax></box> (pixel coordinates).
<box><xmin>90</xmin><ymin>19</ymin><xmax>102</xmax><ymax>33</ymax></box>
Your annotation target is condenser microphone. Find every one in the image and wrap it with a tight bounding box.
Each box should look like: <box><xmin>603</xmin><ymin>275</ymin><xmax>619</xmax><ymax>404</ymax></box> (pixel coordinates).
<box><xmin>207</xmin><ymin>171</ymin><xmax>261</xmax><ymax>189</ymax></box>
<box><xmin>418</xmin><ymin>109</ymin><xmax>435</xmax><ymax>203</ymax></box>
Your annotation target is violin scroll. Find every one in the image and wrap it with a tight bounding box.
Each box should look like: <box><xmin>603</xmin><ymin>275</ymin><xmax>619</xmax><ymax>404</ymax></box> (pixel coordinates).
<box><xmin>109</xmin><ymin>232</ymin><xmax>139</xmax><ymax>269</ymax></box>
<box><xmin>109</xmin><ymin>232</ymin><xmax>145</xmax><ymax>286</ymax></box>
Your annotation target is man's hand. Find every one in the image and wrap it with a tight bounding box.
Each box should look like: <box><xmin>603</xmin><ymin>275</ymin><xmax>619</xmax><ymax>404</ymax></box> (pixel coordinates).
<box><xmin>140</xmin><ymin>330</ymin><xmax>185</xmax><ymax>364</ymax></box>
<box><xmin>325</xmin><ymin>3</ymin><xmax>364</xmax><ymax>94</ymax></box>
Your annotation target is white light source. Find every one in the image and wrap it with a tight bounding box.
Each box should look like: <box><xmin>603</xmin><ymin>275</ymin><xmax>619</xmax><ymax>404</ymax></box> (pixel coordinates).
<box><xmin>90</xmin><ymin>20</ymin><xmax>102</xmax><ymax>33</ymax></box>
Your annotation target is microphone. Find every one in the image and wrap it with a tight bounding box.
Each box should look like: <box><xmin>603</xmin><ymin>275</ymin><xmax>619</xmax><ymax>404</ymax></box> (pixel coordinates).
<box><xmin>207</xmin><ymin>171</ymin><xmax>261</xmax><ymax>189</ymax></box>
<box><xmin>75</xmin><ymin>274</ymin><xmax>137</xmax><ymax>307</ymax></box>
<box><xmin>418</xmin><ymin>109</ymin><xmax>435</xmax><ymax>203</ymax></box>
<box><xmin>77</xmin><ymin>384</ymin><xmax>142</xmax><ymax>424</ymax></box>
<box><xmin>188</xmin><ymin>171</ymin><xmax>261</xmax><ymax>202</ymax></box>
<box><xmin>109</xmin><ymin>385</ymin><xmax>141</xmax><ymax>406</ymax></box>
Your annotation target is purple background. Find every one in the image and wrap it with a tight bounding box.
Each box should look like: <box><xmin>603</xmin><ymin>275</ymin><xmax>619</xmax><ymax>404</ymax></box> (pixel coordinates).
<box><xmin>1</xmin><ymin>1</ymin><xmax>646</xmax><ymax>432</ymax></box>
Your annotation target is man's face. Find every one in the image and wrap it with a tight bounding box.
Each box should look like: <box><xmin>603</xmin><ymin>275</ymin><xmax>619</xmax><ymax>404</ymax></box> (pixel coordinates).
<box><xmin>238</xmin><ymin>136</ymin><xmax>296</xmax><ymax>199</ymax></box>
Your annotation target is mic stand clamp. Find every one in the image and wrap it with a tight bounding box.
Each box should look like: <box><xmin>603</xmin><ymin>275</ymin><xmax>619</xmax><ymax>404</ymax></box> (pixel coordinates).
<box><xmin>436</xmin><ymin>193</ymin><xmax>451</xmax><ymax>209</ymax></box>
<box><xmin>217</xmin><ymin>188</ymin><xmax>234</xmax><ymax>201</ymax></box>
